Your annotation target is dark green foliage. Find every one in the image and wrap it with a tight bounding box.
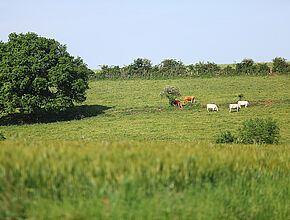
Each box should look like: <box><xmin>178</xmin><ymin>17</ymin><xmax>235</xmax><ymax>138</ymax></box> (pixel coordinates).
<box><xmin>98</xmin><ymin>65</ymin><xmax>122</xmax><ymax>79</ymax></box>
<box><xmin>238</xmin><ymin>94</ymin><xmax>244</xmax><ymax>101</ymax></box>
<box><xmin>158</xmin><ymin>59</ymin><xmax>187</xmax><ymax>78</ymax></box>
<box><xmin>221</xmin><ymin>66</ymin><xmax>235</xmax><ymax>76</ymax></box>
<box><xmin>160</xmin><ymin>85</ymin><xmax>182</xmax><ymax>105</ymax></box>
<box><xmin>0</xmin><ymin>132</ymin><xmax>5</xmax><ymax>140</ymax></box>
<box><xmin>215</xmin><ymin>130</ymin><xmax>237</xmax><ymax>143</ymax></box>
<box><xmin>0</xmin><ymin>32</ymin><xmax>90</xmax><ymax>114</ymax></box>
<box><xmin>235</xmin><ymin>58</ymin><xmax>255</xmax><ymax>75</ymax></box>
<box><xmin>238</xmin><ymin>118</ymin><xmax>280</xmax><ymax>144</ymax></box>
<box><xmin>255</xmin><ymin>63</ymin><xmax>270</xmax><ymax>76</ymax></box>
<box><xmin>91</xmin><ymin>57</ymin><xmax>287</xmax><ymax>80</ymax></box>
<box><xmin>194</xmin><ymin>61</ymin><xmax>221</xmax><ymax>76</ymax></box>
<box><xmin>272</xmin><ymin>57</ymin><xmax>290</xmax><ymax>74</ymax></box>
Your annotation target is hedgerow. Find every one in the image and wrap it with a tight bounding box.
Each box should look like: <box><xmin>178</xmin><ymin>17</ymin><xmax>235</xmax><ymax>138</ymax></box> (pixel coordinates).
<box><xmin>91</xmin><ymin>57</ymin><xmax>288</xmax><ymax>80</ymax></box>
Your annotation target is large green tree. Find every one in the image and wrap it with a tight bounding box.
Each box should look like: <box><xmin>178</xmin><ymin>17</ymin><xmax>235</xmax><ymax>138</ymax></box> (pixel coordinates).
<box><xmin>0</xmin><ymin>32</ymin><xmax>91</xmax><ymax>114</ymax></box>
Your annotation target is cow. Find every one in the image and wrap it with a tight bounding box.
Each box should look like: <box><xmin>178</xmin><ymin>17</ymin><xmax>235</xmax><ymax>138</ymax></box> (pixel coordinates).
<box><xmin>207</xmin><ymin>104</ymin><xmax>218</xmax><ymax>112</ymax></box>
<box><xmin>238</xmin><ymin>101</ymin><xmax>249</xmax><ymax>108</ymax></box>
<box><xmin>229</xmin><ymin>104</ymin><xmax>240</xmax><ymax>112</ymax></box>
<box><xmin>173</xmin><ymin>100</ymin><xmax>183</xmax><ymax>110</ymax></box>
<box><xmin>183</xmin><ymin>96</ymin><xmax>195</xmax><ymax>104</ymax></box>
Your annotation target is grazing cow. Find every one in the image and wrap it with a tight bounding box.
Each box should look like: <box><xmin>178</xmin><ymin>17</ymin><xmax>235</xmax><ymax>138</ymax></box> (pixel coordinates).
<box><xmin>207</xmin><ymin>104</ymin><xmax>218</xmax><ymax>112</ymax></box>
<box><xmin>173</xmin><ymin>100</ymin><xmax>183</xmax><ymax>110</ymax></box>
<box><xmin>229</xmin><ymin>104</ymin><xmax>240</xmax><ymax>112</ymax></box>
<box><xmin>238</xmin><ymin>101</ymin><xmax>249</xmax><ymax>108</ymax></box>
<box><xmin>183</xmin><ymin>96</ymin><xmax>195</xmax><ymax>104</ymax></box>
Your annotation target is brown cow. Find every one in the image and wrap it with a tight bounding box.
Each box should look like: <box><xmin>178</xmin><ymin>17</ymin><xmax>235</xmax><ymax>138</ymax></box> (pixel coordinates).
<box><xmin>183</xmin><ymin>96</ymin><xmax>195</xmax><ymax>104</ymax></box>
<box><xmin>173</xmin><ymin>100</ymin><xmax>183</xmax><ymax>110</ymax></box>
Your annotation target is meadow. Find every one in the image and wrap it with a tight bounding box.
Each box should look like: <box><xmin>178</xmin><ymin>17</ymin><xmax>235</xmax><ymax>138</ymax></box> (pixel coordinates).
<box><xmin>0</xmin><ymin>75</ymin><xmax>289</xmax><ymax>219</ymax></box>
<box><xmin>1</xmin><ymin>75</ymin><xmax>289</xmax><ymax>143</ymax></box>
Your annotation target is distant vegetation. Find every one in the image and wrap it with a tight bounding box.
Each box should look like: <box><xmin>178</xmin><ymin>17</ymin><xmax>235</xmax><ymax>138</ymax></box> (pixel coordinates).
<box><xmin>91</xmin><ymin>57</ymin><xmax>290</xmax><ymax>80</ymax></box>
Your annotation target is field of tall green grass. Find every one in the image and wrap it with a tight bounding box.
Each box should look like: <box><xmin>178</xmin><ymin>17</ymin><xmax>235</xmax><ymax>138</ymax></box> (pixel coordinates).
<box><xmin>0</xmin><ymin>75</ymin><xmax>289</xmax><ymax>219</ymax></box>
<box><xmin>0</xmin><ymin>141</ymin><xmax>289</xmax><ymax>219</ymax></box>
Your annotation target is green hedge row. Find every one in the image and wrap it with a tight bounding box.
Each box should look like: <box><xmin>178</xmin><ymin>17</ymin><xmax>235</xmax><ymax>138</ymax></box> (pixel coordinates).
<box><xmin>90</xmin><ymin>57</ymin><xmax>290</xmax><ymax>80</ymax></box>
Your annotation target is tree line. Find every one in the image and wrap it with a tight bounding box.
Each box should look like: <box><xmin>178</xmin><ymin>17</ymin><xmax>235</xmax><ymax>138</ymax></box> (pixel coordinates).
<box><xmin>91</xmin><ymin>57</ymin><xmax>290</xmax><ymax>80</ymax></box>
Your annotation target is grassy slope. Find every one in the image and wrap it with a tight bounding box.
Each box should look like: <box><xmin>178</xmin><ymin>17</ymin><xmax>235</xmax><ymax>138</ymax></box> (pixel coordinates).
<box><xmin>2</xmin><ymin>75</ymin><xmax>289</xmax><ymax>143</ymax></box>
<box><xmin>0</xmin><ymin>76</ymin><xmax>289</xmax><ymax>219</ymax></box>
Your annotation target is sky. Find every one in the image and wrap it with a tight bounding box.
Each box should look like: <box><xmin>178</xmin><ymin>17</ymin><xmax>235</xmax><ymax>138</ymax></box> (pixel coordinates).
<box><xmin>1</xmin><ymin>0</ymin><xmax>290</xmax><ymax>69</ymax></box>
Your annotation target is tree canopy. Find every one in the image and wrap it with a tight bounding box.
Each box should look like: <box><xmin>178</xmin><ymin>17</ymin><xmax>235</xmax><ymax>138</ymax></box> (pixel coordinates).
<box><xmin>0</xmin><ymin>32</ymin><xmax>91</xmax><ymax>114</ymax></box>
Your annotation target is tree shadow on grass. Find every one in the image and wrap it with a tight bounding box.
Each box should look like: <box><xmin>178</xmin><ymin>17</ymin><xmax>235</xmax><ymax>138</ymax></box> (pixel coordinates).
<box><xmin>0</xmin><ymin>104</ymin><xmax>112</xmax><ymax>126</ymax></box>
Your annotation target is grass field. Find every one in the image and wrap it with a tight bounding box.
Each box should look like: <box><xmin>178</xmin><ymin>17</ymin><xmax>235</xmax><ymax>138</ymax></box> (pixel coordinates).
<box><xmin>0</xmin><ymin>75</ymin><xmax>289</xmax><ymax>219</ymax></box>
<box><xmin>1</xmin><ymin>75</ymin><xmax>289</xmax><ymax>143</ymax></box>
<box><xmin>0</xmin><ymin>141</ymin><xmax>289</xmax><ymax>219</ymax></box>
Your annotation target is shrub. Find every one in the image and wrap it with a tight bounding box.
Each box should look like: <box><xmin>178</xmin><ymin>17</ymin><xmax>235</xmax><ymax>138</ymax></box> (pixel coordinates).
<box><xmin>221</xmin><ymin>65</ymin><xmax>235</xmax><ymax>76</ymax></box>
<box><xmin>238</xmin><ymin>94</ymin><xmax>244</xmax><ymax>101</ymax></box>
<box><xmin>238</xmin><ymin>118</ymin><xmax>280</xmax><ymax>144</ymax></box>
<box><xmin>215</xmin><ymin>130</ymin><xmax>237</xmax><ymax>143</ymax></box>
<box><xmin>235</xmin><ymin>58</ymin><xmax>255</xmax><ymax>75</ymax></box>
<box><xmin>0</xmin><ymin>132</ymin><xmax>6</xmax><ymax>140</ymax></box>
<box><xmin>255</xmin><ymin>63</ymin><xmax>270</xmax><ymax>76</ymax></box>
<box><xmin>194</xmin><ymin>61</ymin><xmax>221</xmax><ymax>76</ymax></box>
<box><xmin>272</xmin><ymin>57</ymin><xmax>290</xmax><ymax>74</ymax></box>
<box><xmin>156</xmin><ymin>59</ymin><xmax>187</xmax><ymax>78</ymax></box>
<box><xmin>160</xmin><ymin>86</ymin><xmax>182</xmax><ymax>105</ymax></box>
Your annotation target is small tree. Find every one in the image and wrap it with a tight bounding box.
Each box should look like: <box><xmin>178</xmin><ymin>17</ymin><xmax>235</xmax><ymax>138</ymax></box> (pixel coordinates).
<box><xmin>0</xmin><ymin>32</ymin><xmax>91</xmax><ymax>114</ymax></box>
<box><xmin>236</xmin><ymin>58</ymin><xmax>255</xmax><ymax>75</ymax></box>
<box><xmin>159</xmin><ymin>59</ymin><xmax>186</xmax><ymax>77</ymax></box>
<box><xmin>238</xmin><ymin>94</ymin><xmax>244</xmax><ymax>101</ymax></box>
<box><xmin>272</xmin><ymin>57</ymin><xmax>289</xmax><ymax>74</ymax></box>
<box><xmin>160</xmin><ymin>86</ymin><xmax>182</xmax><ymax>105</ymax></box>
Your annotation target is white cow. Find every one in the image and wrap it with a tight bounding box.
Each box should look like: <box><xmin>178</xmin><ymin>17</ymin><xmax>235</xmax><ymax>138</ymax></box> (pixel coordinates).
<box><xmin>229</xmin><ymin>104</ymin><xmax>240</xmax><ymax>112</ymax></box>
<box><xmin>238</xmin><ymin>101</ymin><xmax>249</xmax><ymax>108</ymax></box>
<box><xmin>207</xmin><ymin>104</ymin><xmax>219</xmax><ymax>112</ymax></box>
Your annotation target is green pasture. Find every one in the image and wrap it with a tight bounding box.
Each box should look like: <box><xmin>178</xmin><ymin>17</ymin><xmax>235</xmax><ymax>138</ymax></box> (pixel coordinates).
<box><xmin>1</xmin><ymin>75</ymin><xmax>289</xmax><ymax>143</ymax></box>
<box><xmin>0</xmin><ymin>75</ymin><xmax>289</xmax><ymax>219</ymax></box>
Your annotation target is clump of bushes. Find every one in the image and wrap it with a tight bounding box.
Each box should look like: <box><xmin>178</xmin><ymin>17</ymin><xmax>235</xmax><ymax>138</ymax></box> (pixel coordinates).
<box><xmin>215</xmin><ymin>118</ymin><xmax>280</xmax><ymax>144</ymax></box>
<box><xmin>238</xmin><ymin>118</ymin><xmax>280</xmax><ymax>144</ymax></box>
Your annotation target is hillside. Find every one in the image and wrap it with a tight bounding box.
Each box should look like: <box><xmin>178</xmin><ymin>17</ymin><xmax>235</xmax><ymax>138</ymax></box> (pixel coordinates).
<box><xmin>1</xmin><ymin>75</ymin><xmax>289</xmax><ymax>143</ymax></box>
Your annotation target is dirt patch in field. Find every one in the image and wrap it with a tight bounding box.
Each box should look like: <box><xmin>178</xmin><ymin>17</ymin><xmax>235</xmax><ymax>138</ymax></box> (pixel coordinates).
<box><xmin>249</xmin><ymin>100</ymin><xmax>283</xmax><ymax>106</ymax></box>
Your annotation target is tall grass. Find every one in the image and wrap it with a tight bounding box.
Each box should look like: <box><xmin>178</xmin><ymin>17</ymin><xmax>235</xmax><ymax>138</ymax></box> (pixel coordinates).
<box><xmin>0</xmin><ymin>141</ymin><xmax>289</xmax><ymax>219</ymax></box>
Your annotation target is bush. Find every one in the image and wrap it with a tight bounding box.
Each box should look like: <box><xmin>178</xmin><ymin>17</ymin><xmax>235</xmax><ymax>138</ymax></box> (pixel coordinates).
<box><xmin>272</xmin><ymin>57</ymin><xmax>290</xmax><ymax>74</ymax></box>
<box><xmin>238</xmin><ymin>118</ymin><xmax>280</xmax><ymax>144</ymax></box>
<box><xmin>160</xmin><ymin>86</ymin><xmax>182</xmax><ymax>105</ymax></box>
<box><xmin>235</xmin><ymin>58</ymin><xmax>255</xmax><ymax>75</ymax></box>
<box><xmin>0</xmin><ymin>132</ymin><xmax>6</xmax><ymax>140</ymax></box>
<box><xmin>215</xmin><ymin>130</ymin><xmax>237</xmax><ymax>143</ymax></box>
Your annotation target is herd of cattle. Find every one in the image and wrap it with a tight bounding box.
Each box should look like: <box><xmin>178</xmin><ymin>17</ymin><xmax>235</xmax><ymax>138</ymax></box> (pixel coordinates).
<box><xmin>174</xmin><ymin>96</ymin><xmax>249</xmax><ymax>112</ymax></box>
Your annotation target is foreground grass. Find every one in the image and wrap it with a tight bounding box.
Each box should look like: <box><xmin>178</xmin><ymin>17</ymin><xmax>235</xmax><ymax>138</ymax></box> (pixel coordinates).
<box><xmin>1</xmin><ymin>75</ymin><xmax>289</xmax><ymax>143</ymax></box>
<box><xmin>0</xmin><ymin>141</ymin><xmax>289</xmax><ymax>219</ymax></box>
